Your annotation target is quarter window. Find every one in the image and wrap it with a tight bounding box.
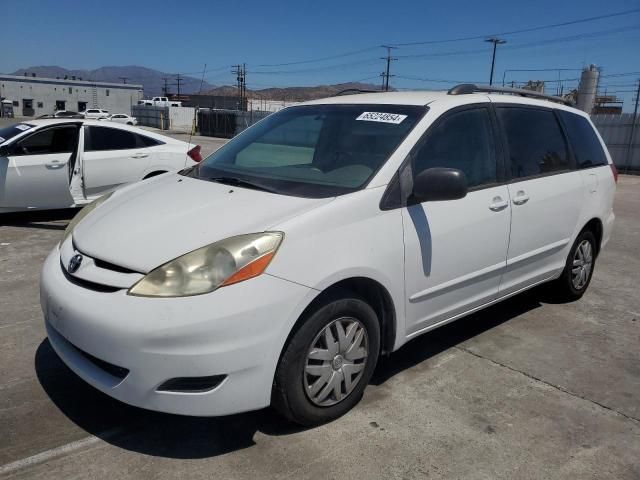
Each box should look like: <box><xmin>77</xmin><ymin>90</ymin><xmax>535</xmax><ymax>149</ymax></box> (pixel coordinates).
<box><xmin>411</xmin><ymin>107</ymin><xmax>497</xmax><ymax>188</ymax></box>
<box><xmin>498</xmin><ymin>107</ymin><xmax>569</xmax><ymax>178</ymax></box>
<box><xmin>85</xmin><ymin>126</ymin><xmax>137</xmax><ymax>151</ymax></box>
<box><xmin>558</xmin><ymin>111</ymin><xmax>607</xmax><ymax>169</ymax></box>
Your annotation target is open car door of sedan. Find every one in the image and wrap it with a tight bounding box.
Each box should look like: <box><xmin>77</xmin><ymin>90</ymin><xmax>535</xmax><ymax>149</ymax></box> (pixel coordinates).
<box><xmin>0</xmin><ymin>124</ymin><xmax>79</xmax><ymax>211</ymax></box>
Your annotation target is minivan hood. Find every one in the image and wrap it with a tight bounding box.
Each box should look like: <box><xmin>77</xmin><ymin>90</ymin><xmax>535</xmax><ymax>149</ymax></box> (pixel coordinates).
<box><xmin>73</xmin><ymin>174</ymin><xmax>332</xmax><ymax>272</ymax></box>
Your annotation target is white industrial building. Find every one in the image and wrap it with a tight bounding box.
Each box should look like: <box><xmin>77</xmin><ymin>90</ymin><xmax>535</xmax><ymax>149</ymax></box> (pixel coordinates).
<box><xmin>0</xmin><ymin>74</ymin><xmax>143</xmax><ymax>117</ymax></box>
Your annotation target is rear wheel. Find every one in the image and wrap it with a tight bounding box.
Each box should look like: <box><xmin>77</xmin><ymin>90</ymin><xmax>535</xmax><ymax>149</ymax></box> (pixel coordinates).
<box><xmin>272</xmin><ymin>295</ymin><xmax>380</xmax><ymax>426</ymax></box>
<box><xmin>550</xmin><ymin>230</ymin><xmax>597</xmax><ymax>301</ymax></box>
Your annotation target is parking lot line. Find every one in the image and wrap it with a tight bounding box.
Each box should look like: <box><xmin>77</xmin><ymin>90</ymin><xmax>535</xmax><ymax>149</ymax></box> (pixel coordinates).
<box><xmin>0</xmin><ymin>428</ymin><xmax>122</xmax><ymax>476</ymax></box>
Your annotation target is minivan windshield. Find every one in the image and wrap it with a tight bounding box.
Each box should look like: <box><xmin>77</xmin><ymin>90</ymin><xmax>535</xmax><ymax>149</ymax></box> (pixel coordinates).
<box><xmin>186</xmin><ymin>104</ymin><xmax>425</xmax><ymax>198</ymax></box>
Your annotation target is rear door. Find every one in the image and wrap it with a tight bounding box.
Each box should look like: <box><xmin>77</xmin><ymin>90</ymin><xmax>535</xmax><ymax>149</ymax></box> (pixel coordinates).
<box><xmin>81</xmin><ymin>125</ymin><xmax>150</xmax><ymax>197</ymax></box>
<box><xmin>496</xmin><ymin>105</ymin><xmax>583</xmax><ymax>294</ymax></box>
<box><xmin>402</xmin><ymin>104</ymin><xmax>512</xmax><ymax>334</ymax></box>
<box><xmin>0</xmin><ymin>124</ymin><xmax>78</xmax><ymax>209</ymax></box>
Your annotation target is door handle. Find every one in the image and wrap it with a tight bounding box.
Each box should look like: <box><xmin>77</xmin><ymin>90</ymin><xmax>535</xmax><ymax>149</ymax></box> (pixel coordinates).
<box><xmin>489</xmin><ymin>196</ymin><xmax>509</xmax><ymax>211</ymax></box>
<box><xmin>512</xmin><ymin>190</ymin><xmax>529</xmax><ymax>205</ymax></box>
<box><xmin>45</xmin><ymin>160</ymin><xmax>65</xmax><ymax>169</ymax></box>
<box><xmin>131</xmin><ymin>153</ymin><xmax>149</xmax><ymax>159</ymax></box>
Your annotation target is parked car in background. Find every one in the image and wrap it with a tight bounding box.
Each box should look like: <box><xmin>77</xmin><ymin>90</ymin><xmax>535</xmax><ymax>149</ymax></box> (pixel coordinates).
<box><xmin>0</xmin><ymin>119</ymin><xmax>202</xmax><ymax>213</ymax></box>
<box><xmin>106</xmin><ymin>114</ymin><xmax>137</xmax><ymax>125</ymax></box>
<box><xmin>54</xmin><ymin>110</ymin><xmax>83</xmax><ymax>118</ymax></box>
<box><xmin>39</xmin><ymin>86</ymin><xmax>616</xmax><ymax>426</ymax></box>
<box><xmin>38</xmin><ymin>111</ymin><xmax>84</xmax><ymax>119</ymax></box>
<box><xmin>83</xmin><ymin>108</ymin><xmax>109</xmax><ymax>119</ymax></box>
<box><xmin>148</xmin><ymin>97</ymin><xmax>182</xmax><ymax>107</ymax></box>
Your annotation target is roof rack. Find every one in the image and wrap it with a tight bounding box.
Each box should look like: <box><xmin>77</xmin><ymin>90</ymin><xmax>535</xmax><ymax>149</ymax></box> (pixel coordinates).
<box><xmin>335</xmin><ymin>88</ymin><xmax>382</xmax><ymax>96</ymax></box>
<box><xmin>447</xmin><ymin>83</ymin><xmax>574</xmax><ymax>106</ymax></box>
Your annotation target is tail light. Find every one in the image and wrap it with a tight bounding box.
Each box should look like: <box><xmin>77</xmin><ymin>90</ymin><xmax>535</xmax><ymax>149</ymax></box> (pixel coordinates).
<box><xmin>610</xmin><ymin>163</ymin><xmax>618</xmax><ymax>183</ymax></box>
<box><xmin>187</xmin><ymin>145</ymin><xmax>202</xmax><ymax>163</ymax></box>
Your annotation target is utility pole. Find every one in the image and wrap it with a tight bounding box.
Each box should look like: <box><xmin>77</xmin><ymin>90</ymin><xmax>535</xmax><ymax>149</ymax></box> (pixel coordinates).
<box><xmin>161</xmin><ymin>77</ymin><xmax>170</xmax><ymax>96</ymax></box>
<box><xmin>232</xmin><ymin>64</ymin><xmax>247</xmax><ymax>110</ymax></box>
<box><xmin>485</xmin><ymin>37</ymin><xmax>506</xmax><ymax>86</ymax></box>
<box><xmin>380</xmin><ymin>45</ymin><xmax>397</xmax><ymax>91</ymax></box>
<box><xmin>625</xmin><ymin>79</ymin><xmax>640</xmax><ymax>173</ymax></box>
<box><xmin>174</xmin><ymin>74</ymin><xmax>183</xmax><ymax>100</ymax></box>
<box><xmin>118</xmin><ymin>77</ymin><xmax>128</xmax><ymax>84</ymax></box>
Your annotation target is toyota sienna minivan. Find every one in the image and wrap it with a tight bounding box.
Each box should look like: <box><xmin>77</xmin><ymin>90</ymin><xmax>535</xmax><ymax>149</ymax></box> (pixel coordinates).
<box><xmin>41</xmin><ymin>85</ymin><xmax>617</xmax><ymax>426</ymax></box>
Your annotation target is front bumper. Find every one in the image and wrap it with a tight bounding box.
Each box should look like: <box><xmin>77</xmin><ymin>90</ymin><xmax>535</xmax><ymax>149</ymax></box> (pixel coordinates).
<box><xmin>40</xmin><ymin>246</ymin><xmax>314</xmax><ymax>416</ymax></box>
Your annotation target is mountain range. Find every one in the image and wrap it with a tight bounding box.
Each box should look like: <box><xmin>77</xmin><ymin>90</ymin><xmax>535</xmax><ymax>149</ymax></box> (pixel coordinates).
<box><xmin>9</xmin><ymin>66</ymin><xmax>381</xmax><ymax>100</ymax></box>
<box><xmin>9</xmin><ymin>66</ymin><xmax>215</xmax><ymax>96</ymax></box>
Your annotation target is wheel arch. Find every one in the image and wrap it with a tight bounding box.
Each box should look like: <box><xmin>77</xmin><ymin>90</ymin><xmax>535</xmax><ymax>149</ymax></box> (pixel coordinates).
<box><xmin>580</xmin><ymin>217</ymin><xmax>604</xmax><ymax>255</ymax></box>
<box><xmin>282</xmin><ymin>276</ymin><xmax>398</xmax><ymax>358</ymax></box>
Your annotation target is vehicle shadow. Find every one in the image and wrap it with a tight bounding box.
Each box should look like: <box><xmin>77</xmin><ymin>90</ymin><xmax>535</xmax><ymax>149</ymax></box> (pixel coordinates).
<box><xmin>34</xmin><ymin>289</ymin><xmax>543</xmax><ymax>459</ymax></box>
<box><xmin>0</xmin><ymin>208</ymin><xmax>77</xmax><ymax>229</ymax></box>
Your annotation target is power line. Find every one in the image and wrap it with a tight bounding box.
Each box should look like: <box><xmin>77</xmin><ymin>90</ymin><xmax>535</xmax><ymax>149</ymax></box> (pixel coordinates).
<box><xmin>390</xmin><ymin>8</ymin><xmax>640</xmax><ymax>46</ymax></box>
<box><xmin>235</xmin><ymin>8</ymin><xmax>640</xmax><ymax>71</ymax></box>
<box><xmin>394</xmin><ymin>25</ymin><xmax>640</xmax><ymax>61</ymax></box>
<box><xmin>257</xmin><ymin>46</ymin><xmax>380</xmax><ymax>67</ymax></box>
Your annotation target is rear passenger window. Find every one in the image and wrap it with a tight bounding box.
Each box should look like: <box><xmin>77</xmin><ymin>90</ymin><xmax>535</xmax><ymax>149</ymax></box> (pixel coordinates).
<box><xmin>412</xmin><ymin>107</ymin><xmax>497</xmax><ymax>188</ymax></box>
<box><xmin>136</xmin><ymin>134</ymin><xmax>163</xmax><ymax>147</ymax></box>
<box><xmin>558</xmin><ymin>111</ymin><xmax>607</xmax><ymax>169</ymax></box>
<box><xmin>498</xmin><ymin>107</ymin><xmax>569</xmax><ymax>178</ymax></box>
<box><xmin>85</xmin><ymin>127</ymin><xmax>137</xmax><ymax>151</ymax></box>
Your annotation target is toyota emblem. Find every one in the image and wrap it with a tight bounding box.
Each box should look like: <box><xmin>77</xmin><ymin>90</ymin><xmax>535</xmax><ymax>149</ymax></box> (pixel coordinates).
<box><xmin>68</xmin><ymin>254</ymin><xmax>83</xmax><ymax>273</ymax></box>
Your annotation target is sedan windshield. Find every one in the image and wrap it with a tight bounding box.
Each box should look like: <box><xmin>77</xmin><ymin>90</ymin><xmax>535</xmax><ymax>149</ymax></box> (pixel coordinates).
<box><xmin>0</xmin><ymin>124</ymin><xmax>35</xmax><ymax>144</ymax></box>
<box><xmin>186</xmin><ymin>104</ymin><xmax>426</xmax><ymax>198</ymax></box>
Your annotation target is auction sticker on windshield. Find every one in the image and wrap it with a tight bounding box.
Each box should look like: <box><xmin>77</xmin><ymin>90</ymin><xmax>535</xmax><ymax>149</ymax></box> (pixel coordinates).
<box><xmin>356</xmin><ymin>112</ymin><xmax>407</xmax><ymax>124</ymax></box>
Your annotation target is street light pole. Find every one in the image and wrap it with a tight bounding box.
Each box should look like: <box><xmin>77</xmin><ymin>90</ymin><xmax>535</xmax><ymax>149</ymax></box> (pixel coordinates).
<box><xmin>485</xmin><ymin>37</ymin><xmax>506</xmax><ymax>86</ymax></box>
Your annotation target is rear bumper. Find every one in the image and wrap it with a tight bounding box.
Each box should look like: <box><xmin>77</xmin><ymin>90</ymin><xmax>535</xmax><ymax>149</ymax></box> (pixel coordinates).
<box><xmin>41</xmin><ymin>246</ymin><xmax>315</xmax><ymax>416</ymax></box>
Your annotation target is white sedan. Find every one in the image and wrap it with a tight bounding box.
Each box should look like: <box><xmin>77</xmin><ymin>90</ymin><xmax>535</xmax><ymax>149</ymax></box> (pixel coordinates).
<box><xmin>106</xmin><ymin>114</ymin><xmax>137</xmax><ymax>125</ymax></box>
<box><xmin>0</xmin><ymin>119</ymin><xmax>201</xmax><ymax>213</ymax></box>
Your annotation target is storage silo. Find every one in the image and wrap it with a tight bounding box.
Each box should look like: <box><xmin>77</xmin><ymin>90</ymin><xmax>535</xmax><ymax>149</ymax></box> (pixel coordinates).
<box><xmin>577</xmin><ymin>64</ymin><xmax>599</xmax><ymax>114</ymax></box>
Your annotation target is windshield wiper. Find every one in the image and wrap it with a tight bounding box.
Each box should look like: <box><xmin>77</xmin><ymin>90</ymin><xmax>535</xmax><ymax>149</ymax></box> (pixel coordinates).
<box><xmin>208</xmin><ymin>176</ymin><xmax>278</xmax><ymax>194</ymax></box>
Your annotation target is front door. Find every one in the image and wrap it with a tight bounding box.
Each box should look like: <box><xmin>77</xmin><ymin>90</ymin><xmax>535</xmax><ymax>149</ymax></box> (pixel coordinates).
<box><xmin>495</xmin><ymin>106</ymin><xmax>583</xmax><ymax>295</ymax></box>
<box><xmin>81</xmin><ymin>125</ymin><xmax>150</xmax><ymax>197</ymax></box>
<box><xmin>0</xmin><ymin>125</ymin><xmax>79</xmax><ymax>209</ymax></box>
<box><xmin>402</xmin><ymin>105</ymin><xmax>511</xmax><ymax>335</ymax></box>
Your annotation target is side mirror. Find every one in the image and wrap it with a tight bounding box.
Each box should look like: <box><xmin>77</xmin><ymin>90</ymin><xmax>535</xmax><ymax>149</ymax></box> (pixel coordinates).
<box><xmin>411</xmin><ymin>167</ymin><xmax>468</xmax><ymax>203</ymax></box>
<box><xmin>0</xmin><ymin>144</ymin><xmax>10</xmax><ymax>157</ymax></box>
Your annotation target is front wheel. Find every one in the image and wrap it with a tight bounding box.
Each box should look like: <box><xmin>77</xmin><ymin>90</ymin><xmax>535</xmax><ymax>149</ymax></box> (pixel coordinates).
<box><xmin>550</xmin><ymin>230</ymin><xmax>597</xmax><ymax>301</ymax></box>
<box><xmin>272</xmin><ymin>295</ymin><xmax>380</xmax><ymax>426</ymax></box>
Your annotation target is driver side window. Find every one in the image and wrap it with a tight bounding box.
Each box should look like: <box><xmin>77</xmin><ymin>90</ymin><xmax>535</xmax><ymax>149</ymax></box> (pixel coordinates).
<box><xmin>15</xmin><ymin>126</ymin><xmax>78</xmax><ymax>156</ymax></box>
<box><xmin>412</xmin><ymin>107</ymin><xmax>497</xmax><ymax>188</ymax></box>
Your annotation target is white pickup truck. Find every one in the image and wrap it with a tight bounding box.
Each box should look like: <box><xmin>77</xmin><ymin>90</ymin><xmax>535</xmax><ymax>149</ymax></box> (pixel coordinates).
<box><xmin>139</xmin><ymin>97</ymin><xmax>182</xmax><ymax>107</ymax></box>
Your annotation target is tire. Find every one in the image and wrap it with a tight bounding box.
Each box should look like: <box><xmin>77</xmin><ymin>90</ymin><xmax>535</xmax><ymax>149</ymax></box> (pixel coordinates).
<box><xmin>127</xmin><ymin>122</ymin><xmax>133</xmax><ymax>125</ymax></box>
<box><xmin>550</xmin><ymin>230</ymin><xmax>597</xmax><ymax>301</ymax></box>
<box><xmin>272</xmin><ymin>295</ymin><xmax>380</xmax><ymax>426</ymax></box>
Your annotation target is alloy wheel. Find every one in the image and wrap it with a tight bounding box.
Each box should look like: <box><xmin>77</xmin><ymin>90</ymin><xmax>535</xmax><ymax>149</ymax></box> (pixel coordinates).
<box><xmin>571</xmin><ymin>239</ymin><xmax>593</xmax><ymax>290</ymax></box>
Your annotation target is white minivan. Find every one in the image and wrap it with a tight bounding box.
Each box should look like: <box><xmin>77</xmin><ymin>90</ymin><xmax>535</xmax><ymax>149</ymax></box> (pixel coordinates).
<box><xmin>40</xmin><ymin>85</ymin><xmax>616</xmax><ymax>426</ymax></box>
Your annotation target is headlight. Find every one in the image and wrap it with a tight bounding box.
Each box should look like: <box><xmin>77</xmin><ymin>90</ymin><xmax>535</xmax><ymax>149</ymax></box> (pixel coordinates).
<box><xmin>128</xmin><ymin>232</ymin><xmax>284</xmax><ymax>297</ymax></box>
<box><xmin>62</xmin><ymin>192</ymin><xmax>113</xmax><ymax>244</ymax></box>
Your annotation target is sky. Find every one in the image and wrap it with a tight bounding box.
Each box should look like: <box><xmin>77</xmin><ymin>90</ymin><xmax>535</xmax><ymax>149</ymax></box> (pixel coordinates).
<box><xmin>2</xmin><ymin>0</ymin><xmax>639</xmax><ymax>110</ymax></box>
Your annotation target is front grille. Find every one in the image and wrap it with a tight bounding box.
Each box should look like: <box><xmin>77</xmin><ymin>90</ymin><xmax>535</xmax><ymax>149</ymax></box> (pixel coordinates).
<box><xmin>51</xmin><ymin>325</ymin><xmax>129</xmax><ymax>380</ymax></box>
<box><xmin>74</xmin><ymin>344</ymin><xmax>130</xmax><ymax>380</ymax></box>
<box><xmin>60</xmin><ymin>259</ymin><xmax>122</xmax><ymax>293</ymax></box>
<box><xmin>93</xmin><ymin>257</ymin><xmax>139</xmax><ymax>274</ymax></box>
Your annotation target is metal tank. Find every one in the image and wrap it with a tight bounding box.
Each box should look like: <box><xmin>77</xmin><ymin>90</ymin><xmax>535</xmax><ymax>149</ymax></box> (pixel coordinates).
<box><xmin>577</xmin><ymin>64</ymin><xmax>599</xmax><ymax>114</ymax></box>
